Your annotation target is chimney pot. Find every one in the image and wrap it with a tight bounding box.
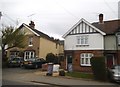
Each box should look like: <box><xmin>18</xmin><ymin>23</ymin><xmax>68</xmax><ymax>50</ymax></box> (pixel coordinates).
<box><xmin>29</xmin><ymin>21</ymin><xmax>35</xmax><ymax>29</ymax></box>
<box><xmin>99</xmin><ymin>14</ymin><xmax>104</xmax><ymax>24</ymax></box>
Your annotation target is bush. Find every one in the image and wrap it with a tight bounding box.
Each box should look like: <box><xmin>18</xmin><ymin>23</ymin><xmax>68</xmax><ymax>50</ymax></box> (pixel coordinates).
<box><xmin>46</xmin><ymin>53</ymin><xmax>56</xmax><ymax>63</ymax></box>
<box><xmin>90</xmin><ymin>56</ymin><xmax>107</xmax><ymax>81</ymax></box>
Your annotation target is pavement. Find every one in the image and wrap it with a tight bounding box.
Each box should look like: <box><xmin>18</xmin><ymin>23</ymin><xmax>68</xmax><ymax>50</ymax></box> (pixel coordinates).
<box><xmin>24</xmin><ymin>70</ymin><xmax>119</xmax><ymax>86</ymax></box>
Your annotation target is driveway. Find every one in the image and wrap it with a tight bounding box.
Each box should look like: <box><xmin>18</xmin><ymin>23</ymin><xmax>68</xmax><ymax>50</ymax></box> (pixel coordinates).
<box><xmin>2</xmin><ymin>67</ymin><xmax>119</xmax><ymax>86</ymax></box>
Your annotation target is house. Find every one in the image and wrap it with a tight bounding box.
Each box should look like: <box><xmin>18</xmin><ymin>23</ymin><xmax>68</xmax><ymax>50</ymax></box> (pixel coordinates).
<box><xmin>7</xmin><ymin>21</ymin><xmax>64</xmax><ymax>61</ymax></box>
<box><xmin>62</xmin><ymin>14</ymin><xmax>120</xmax><ymax>72</ymax></box>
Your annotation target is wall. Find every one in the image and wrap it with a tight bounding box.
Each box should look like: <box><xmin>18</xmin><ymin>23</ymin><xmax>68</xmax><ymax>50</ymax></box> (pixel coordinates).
<box><xmin>21</xmin><ymin>27</ymin><xmax>40</xmax><ymax>57</ymax></box>
<box><xmin>64</xmin><ymin>33</ymin><xmax>104</xmax><ymax>50</ymax></box>
<box><xmin>63</xmin><ymin>50</ymin><xmax>104</xmax><ymax>72</ymax></box>
<box><xmin>104</xmin><ymin>35</ymin><xmax>117</xmax><ymax>50</ymax></box>
<box><xmin>39</xmin><ymin>37</ymin><xmax>58</xmax><ymax>59</ymax></box>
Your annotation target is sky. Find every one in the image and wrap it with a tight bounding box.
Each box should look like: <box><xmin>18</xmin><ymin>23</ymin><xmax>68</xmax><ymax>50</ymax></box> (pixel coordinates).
<box><xmin>0</xmin><ymin>0</ymin><xmax>119</xmax><ymax>40</ymax></box>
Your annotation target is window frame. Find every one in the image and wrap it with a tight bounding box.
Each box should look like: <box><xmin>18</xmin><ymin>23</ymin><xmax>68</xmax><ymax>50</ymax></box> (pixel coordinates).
<box><xmin>76</xmin><ymin>35</ymin><xmax>89</xmax><ymax>46</ymax></box>
<box><xmin>24</xmin><ymin>51</ymin><xmax>35</xmax><ymax>60</ymax></box>
<box><xmin>80</xmin><ymin>53</ymin><xmax>94</xmax><ymax>66</ymax></box>
<box><xmin>28</xmin><ymin>36</ymin><xmax>33</xmax><ymax>46</ymax></box>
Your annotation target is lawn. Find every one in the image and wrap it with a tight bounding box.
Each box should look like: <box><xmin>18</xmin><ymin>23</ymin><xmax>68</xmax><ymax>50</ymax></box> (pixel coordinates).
<box><xmin>65</xmin><ymin>71</ymin><xmax>94</xmax><ymax>79</ymax></box>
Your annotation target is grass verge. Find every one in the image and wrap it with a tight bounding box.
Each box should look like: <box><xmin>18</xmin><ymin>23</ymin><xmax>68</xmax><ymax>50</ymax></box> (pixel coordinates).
<box><xmin>65</xmin><ymin>71</ymin><xmax>94</xmax><ymax>79</ymax></box>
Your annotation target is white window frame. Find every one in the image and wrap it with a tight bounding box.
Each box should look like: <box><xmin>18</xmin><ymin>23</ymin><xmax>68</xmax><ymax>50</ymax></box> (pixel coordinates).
<box><xmin>24</xmin><ymin>51</ymin><xmax>35</xmax><ymax>61</ymax></box>
<box><xmin>80</xmin><ymin>53</ymin><xmax>94</xmax><ymax>66</ymax></box>
<box><xmin>28</xmin><ymin>36</ymin><xmax>33</xmax><ymax>46</ymax></box>
<box><xmin>76</xmin><ymin>35</ymin><xmax>89</xmax><ymax>46</ymax></box>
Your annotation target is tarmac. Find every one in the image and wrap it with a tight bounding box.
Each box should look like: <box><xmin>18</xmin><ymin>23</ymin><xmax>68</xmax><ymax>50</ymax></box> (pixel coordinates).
<box><xmin>2</xmin><ymin>68</ymin><xmax>120</xmax><ymax>86</ymax></box>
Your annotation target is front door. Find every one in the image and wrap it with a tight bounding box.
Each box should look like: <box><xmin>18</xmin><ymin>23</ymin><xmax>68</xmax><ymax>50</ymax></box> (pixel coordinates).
<box><xmin>66</xmin><ymin>55</ymin><xmax>73</xmax><ymax>72</ymax></box>
<box><xmin>106</xmin><ymin>54</ymin><xmax>114</xmax><ymax>68</ymax></box>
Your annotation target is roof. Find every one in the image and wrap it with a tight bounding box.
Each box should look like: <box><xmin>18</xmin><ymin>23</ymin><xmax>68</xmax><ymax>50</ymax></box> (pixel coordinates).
<box><xmin>62</xmin><ymin>18</ymin><xmax>106</xmax><ymax>38</ymax></box>
<box><xmin>18</xmin><ymin>23</ymin><xmax>59</xmax><ymax>43</ymax></box>
<box><xmin>92</xmin><ymin>19</ymin><xmax>120</xmax><ymax>35</ymax></box>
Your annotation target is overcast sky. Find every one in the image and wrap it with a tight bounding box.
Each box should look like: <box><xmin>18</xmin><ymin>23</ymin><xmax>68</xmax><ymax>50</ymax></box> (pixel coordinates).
<box><xmin>0</xmin><ymin>0</ymin><xmax>119</xmax><ymax>40</ymax></box>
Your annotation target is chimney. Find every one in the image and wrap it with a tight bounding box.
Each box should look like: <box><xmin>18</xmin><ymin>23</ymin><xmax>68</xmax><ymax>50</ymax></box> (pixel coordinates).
<box><xmin>99</xmin><ymin>14</ymin><xmax>104</xmax><ymax>24</ymax></box>
<box><xmin>29</xmin><ymin>21</ymin><xmax>35</xmax><ymax>29</ymax></box>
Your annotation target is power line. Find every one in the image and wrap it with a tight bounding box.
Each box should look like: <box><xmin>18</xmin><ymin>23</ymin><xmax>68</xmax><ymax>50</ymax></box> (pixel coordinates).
<box><xmin>3</xmin><ymin>12</ymin><xmax>17</xmax><ymax>24</ymax></box>
<box><xmin>54</xmin><ymin>0</ymin><xmax>80</xmax><ymax>20</ymax></box>
<box><xmin>103</xmin><ymin>0</ymin><xmax>118</xmax><ymax>17</ymax></box>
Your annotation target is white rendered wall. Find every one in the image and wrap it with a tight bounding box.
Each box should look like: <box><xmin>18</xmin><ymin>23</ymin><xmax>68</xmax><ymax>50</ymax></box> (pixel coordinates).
<box><xmin>64</xmin><ymin>33</ymin><xmax>104</xmax><ymax>50</ymax></box>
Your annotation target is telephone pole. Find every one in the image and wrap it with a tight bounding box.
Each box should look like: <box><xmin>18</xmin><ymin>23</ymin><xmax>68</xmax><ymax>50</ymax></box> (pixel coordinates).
<box><xmin>0</xmin><ymin>12</ymin><xmax>2</xmax><ymax>20</ymax></box>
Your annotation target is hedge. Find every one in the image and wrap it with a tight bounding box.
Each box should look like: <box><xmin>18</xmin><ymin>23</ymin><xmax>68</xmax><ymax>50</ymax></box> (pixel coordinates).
<box><xmin>90</xmin><ymin>56</ymin><xmax>107</xmax><ymax>81</ymax></box>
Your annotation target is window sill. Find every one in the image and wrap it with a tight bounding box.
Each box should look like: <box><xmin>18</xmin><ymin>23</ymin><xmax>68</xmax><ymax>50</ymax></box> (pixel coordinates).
<box><xmin>80</xmin><ymin>64</ymin><xmax>91</xmax><ymax>67</ymax></box>
<box><xmin>76</xmin><ymin>44</ymin><xmax>89</xmax><ymax>47</ymax></box>
<box><xmin>28</xmin><ymin>45</ymin><xmax>33</xmax><ymax>47</ymax></box>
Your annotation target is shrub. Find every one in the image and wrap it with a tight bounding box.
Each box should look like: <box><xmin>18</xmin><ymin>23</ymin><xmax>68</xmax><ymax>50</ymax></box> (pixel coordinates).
<box><xmin>90</xmin><ymin>56</ymin><xmax>107</xmax><ymax>81</ymax></box>
<box><xmin>46</xmin><ymin>53</ymin><xmax>56</xmax><ymax>63</ymax></box>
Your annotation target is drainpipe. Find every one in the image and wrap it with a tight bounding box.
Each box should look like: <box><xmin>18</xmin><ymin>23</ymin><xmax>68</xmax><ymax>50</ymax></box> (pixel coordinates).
<box><xmin>115</xmin><ymin>33</ymin><xmax>119</xmax><ymax>79</ymax></box>
<box><xmin>115</xmin><ymin>33</ymin><xmax>119</xmax><ymax>65</ymax></box>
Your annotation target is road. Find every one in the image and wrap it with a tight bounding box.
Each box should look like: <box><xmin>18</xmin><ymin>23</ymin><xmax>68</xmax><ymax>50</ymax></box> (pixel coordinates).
<box><xmin>2</xmin><ymin>67</ymin><xmax>119</xmax><ymax>87</ymax></box>
<box><xmin>2</xmin><ymin>68</ymin><xmax>50</xmax><ymax>86</ymax></box>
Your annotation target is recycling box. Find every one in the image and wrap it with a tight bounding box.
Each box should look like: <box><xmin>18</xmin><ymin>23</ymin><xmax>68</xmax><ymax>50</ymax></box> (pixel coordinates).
<box><xmin>47</xmin><ymin>63</ymin><xmax>53</xmax><ymax>76</ymax></box>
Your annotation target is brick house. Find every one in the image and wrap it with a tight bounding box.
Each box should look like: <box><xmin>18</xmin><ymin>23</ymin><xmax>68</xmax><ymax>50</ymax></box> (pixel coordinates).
<box><xmin>62</xmin><ymin>14</ymin><xmax>120</xmax><ymax>72</ymax></box>
<box><xmin>7</xmin><ymin>21</ymin><xmax>64</xmax><ymax>61</ymax></box>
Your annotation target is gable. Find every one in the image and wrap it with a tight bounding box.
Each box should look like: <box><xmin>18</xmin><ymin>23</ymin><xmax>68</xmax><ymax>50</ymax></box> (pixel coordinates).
<box><xmin>62</xmin><ymin>18</ymin><xmax>106</xmax><ymax>38</ymax></box>
<box><xmin>18</xmin><ymin>23</ymin><xmax>58</xmax><ymax>43</ymax></box>
<box><xmin>69</xmin><ymin>21</ymin><xmax>98</xmax><ymax>35</ymax></box>
<box><xmin>21</xmin><ymin>26</ymin><xmax>35</xmax><ymax>35</ymax></box>
<box><xmin>19</xmin><ymin>23</ymin><xmax>40</xmax><ymax>36</ymax></box>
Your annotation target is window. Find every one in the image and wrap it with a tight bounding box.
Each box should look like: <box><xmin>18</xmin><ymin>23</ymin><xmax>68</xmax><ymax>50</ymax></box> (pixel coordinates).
<box><xmin>29</xmin><ymin>36</ymin><xmax>33</xmax><ymax>46</ymax></box>
<box><xmin>117</xmin><ymin>35</ymin><xmax>120</xmax><ymax>45</ymax></box>
<box><xmin>80</xmin><ymin>53</ymin><xmax>94</xmax><ymax>66</ymax></box>
<box><xmin>76</xmin><ymin>35</ymin><xmax>89</xmax><ymax>46</ymax></box>
<box><xmin>24</xmin><ymin>51</ymin><xmax>35</xmax><ymax>60</ymax></box>
<box><xmin>10</xmin><ymin>52</ymin><xmax>19</xmax><ymax>58</ymax></box>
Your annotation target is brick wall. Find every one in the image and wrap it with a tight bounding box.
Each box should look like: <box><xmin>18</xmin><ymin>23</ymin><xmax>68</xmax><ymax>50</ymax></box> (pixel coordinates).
<box><xmin>62</xmin><ymin>50</ymin><xmax>104</xmax><ymax>72</ymax></box>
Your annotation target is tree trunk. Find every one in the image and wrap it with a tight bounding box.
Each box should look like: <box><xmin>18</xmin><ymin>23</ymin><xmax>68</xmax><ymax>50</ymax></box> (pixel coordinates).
<box><xmin>2</xmin><ymin>45</ymin><xmax>6</xmax><ymax>62</ymax></box>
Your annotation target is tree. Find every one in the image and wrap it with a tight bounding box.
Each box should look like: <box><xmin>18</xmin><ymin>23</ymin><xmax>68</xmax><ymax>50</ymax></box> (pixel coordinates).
<box><xmin>1</xmin><ymin>26</ymin><xmax>26</xmax><ymax>61</ymax></box>
<box><xmin>46</xmin><ymin>53</ymin><xmax>56</xmax><ymax>63</ymax></box>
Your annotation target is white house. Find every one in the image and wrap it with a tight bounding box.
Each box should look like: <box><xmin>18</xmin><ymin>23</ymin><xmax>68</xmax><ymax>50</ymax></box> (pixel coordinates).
<box><xmin>62</xmin><ymin>14</ymin><xmax>120</xmax><ymax>72</ymax></box>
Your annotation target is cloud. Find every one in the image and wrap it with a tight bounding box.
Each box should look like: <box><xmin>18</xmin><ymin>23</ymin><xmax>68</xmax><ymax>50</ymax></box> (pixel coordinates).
<box><xmin>0</xmin><ymin>0</ymin><xmax>119</xmax><ymax>40</ymax></box>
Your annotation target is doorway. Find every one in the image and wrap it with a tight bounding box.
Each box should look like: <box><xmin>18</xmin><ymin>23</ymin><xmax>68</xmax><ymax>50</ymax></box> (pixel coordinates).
<box><xmin>66</xmin><ymin>54</ymin><xmax>73</xmax><ymax>72</ymax></box>
<box><xmin>106</xmin><ymin>54</ymin><xmax>115</xmax><ymax>68</ymax></box>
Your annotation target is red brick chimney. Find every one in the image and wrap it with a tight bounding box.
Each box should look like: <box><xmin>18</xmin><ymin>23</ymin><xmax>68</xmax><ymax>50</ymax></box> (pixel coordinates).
<box><xmin>99</xmin><ymin>14</ymin><xmax>104</xmax><ymax>24</ymax></box>
<box><xmin>29</xmin><ymin>21</ymin><xmax>35</xmax><ymax>29</ymax></box>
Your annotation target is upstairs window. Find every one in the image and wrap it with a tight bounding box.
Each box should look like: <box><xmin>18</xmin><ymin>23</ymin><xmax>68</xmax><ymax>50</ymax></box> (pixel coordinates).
<box><xmin>76</xmin><ymin>35</ymin><xmax>89</xmax><ymax>46</ymax></box>
<box><xmin>29</xmin><ymin>36</ymin><xmax>33</xmax><ymax>46</ymax></box>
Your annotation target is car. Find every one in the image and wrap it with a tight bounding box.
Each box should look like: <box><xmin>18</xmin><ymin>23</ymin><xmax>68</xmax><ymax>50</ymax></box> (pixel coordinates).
<box><xmin>107</xmin><ymin>65</ymin><xmax>120</xmax><ymax>83</ymax></box>
<box><xmin>21</xmin><ymin>58</ymin><xmax>47</xmax><ymax>69</ymax></box>
<box><xmin>8</xmin><ymin>57</ymin><xmax>23</xmax><ymax>67</ymax></box>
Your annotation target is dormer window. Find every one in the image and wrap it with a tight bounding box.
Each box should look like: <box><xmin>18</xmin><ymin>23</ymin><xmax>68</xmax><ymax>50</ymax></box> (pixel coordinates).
<box><xmin>29</xmin><ymin>36</ymin><xmax>33</xmax><ymax>46</ymax></box>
